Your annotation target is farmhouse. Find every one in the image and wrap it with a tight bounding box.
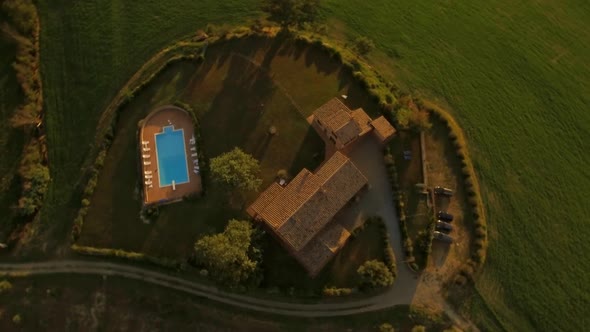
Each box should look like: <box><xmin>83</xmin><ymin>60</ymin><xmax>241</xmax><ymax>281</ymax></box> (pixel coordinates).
<box><xmin>247</xmin><ymin>151</ymin><xmax>368</xmax><ymax>276</ymax></box>
<box><xmin>312</xmin><ymin>98</ymin><xmax>396</xmax><ymax>149</ymax></box>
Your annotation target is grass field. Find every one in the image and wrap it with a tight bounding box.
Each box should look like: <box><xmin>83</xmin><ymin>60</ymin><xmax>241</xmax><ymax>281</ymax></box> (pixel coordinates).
<box><xmin>0</xmin><ymin>37</ymin><xmax>25</xmax><ymax>239</ymax></box>
<box><xmin>32</xmin><ymin>1</ymin><xmax>590</xmax><ymax>330</ymax></box>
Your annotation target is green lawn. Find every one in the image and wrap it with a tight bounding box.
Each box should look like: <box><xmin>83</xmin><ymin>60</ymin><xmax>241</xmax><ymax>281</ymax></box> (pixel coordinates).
<box><xmin>32</xmin><ymin>1</ymin><xmax>589</xmax><ymax>330</ymax></box>
<box><xmin>0</xmin><ymin>37</ymin><xmax>25</xmax><ymax>239</ymax></box>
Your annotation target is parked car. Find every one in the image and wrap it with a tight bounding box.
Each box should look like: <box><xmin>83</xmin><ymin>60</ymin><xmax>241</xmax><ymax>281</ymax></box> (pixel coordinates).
<box><xmin>436</xmin><ymin>220</ymin><xmax>453</xmax><ymax>232</ymax></box>
<box><xmin>433</xmin><ymin>231</ymin><xmax>454</xmax><ymax>243</ymax></box>
<box><xmin>437</xmin><ymin>211</ymin><xmax>454</xmax><ymax>222</ymax></box>
<box><xmin>434</xmin><ymin>186</ymin><xmax>454</xmax><ymax>197</ymax></box>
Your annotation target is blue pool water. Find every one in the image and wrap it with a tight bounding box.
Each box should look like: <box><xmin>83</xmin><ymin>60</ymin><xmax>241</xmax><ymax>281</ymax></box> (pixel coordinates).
<box><xmin>154</xmin><ymin>126</ymin><xmax>189</xmax><ymax>187</ymax></box>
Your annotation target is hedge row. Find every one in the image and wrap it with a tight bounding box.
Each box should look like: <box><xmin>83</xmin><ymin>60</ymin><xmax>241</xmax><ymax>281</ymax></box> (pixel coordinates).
<box><xmin>383</xmin><ymin>150</ymin><xmax>416</xmax><ymax>268</ymax></box>
<box><xmin>366</xmin><ymin>216</ymin><xmax>398</xmax><ymax>279</ymax></box>
<box><xmin>71</xmin><ymin>244</ymin><xmax>185</xmax><ymax>270</ymax></box>
<box><xmin>415</xmin><ymin>213</ymin><xmax>436</xmax><ymax>270</ymax></box>
<box><xmin>291</xmin><ymin>29</ymin><xmax>488</xmax><ymax>273</ymax></box>
<box><xmin>173</xmin><ymin>101</ymin><xmax>209</xmax><ymax>195</ymax></box>
<box><xmin>2</xmin><ymin>0</ymin><xmax>43</xmax><ymax>128</ymax></box>
<box><xmin>322</xmin><ymin>286</ymin><xmax>353</xmax><ymax>297</ymax></box>
<box><xmin>2</xmin><ymin>1</ymin><xmax>50</xmax><ymax>218</ymax></box>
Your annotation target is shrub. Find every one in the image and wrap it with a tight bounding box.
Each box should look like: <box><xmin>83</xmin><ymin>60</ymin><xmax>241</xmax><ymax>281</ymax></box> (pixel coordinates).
<box><xmin>475</xmin><ymin>226</ymin><xmax>486</xmax><ymax>238</ymax></box>
<box><xmin>94</xmin><ymin>150</ymin><xmax>107</xmax><ymax>168</ymax></box>
<box><xmin>71</xmin><ymin>244</ymin><xmax>182</xmax><ymax>270</ymax></box>
<box><xmin>473</xmin><ymin>249</ymin><xmax>486</xmax><ymax>263</ymax></box>
<box><xmin>379</xmin><ymin>323</ymin><xmax>395</xmax><ymax>332</ymax></box>
<box><xmin>354</xmin><ymin>36</ymin><xmax>374</xmax><ymax>56</ymax></box>
<box><xmin>12</xmin><ymin>314</ymin><xmax>21</xmax><ymax>325</ymax></box>
<box><xmin>0</xmin><ymin>280</ymin><xmax>12</xmax><ymax>294</ymax></box>
<box><xmin>81</xmin><ymin>198</ymin><xmax>90</xmax><ymax>207</ymax></box>
<box><xmin>322</xmin><ymin>286</ymin><xmax>353</xmax><ymax>297</ymax></box>
<box><xmin>357</xmin><ymin>260</ymin><xmax>394</xmax><ymax>289</ymax></box>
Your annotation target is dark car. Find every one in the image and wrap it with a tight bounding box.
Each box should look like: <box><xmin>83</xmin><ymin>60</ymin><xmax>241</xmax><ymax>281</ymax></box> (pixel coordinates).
<box><xmin>434</xmin><ymin>186</ymin><xmax>453</xmax><ymax>197</ymax></box>
<box><xmin>433</xmin><ymin>231</ymin><xmax>454</xmax><ymax>243</ymax></box>
<box><xmin>437</xmin><ymin>211</ymin><xmax>454</xmax><ymax>222</ymax></box>
<box><xmin>436</xmin><ymin>220</ymin><xmax>453</xmax><ymax>232</ymax></box>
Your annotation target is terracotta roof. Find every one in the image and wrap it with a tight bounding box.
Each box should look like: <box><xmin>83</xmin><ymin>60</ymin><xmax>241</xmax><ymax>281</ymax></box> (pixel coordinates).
<box><xmin>371</xmin><ymin>116</ymin><xmax>396</xmax><ymax>142</ymax></box>
<box><xmin>351</xmin><ymin>108</ymin><xmax>372</xmax><ymax>135</ymax></box>
<box><xmin>314</xmin><ymin>98</ymin><xmax>362</xmax><ymax>146</ymax></box>
<box><xmin>247</xmin><ymin>152</ymin><xmax>367</xmax><ymax>275</ymax></box>
<box><xmin>247</xmin><ymin>182</ymin><xmax>283</xmax><ymax>218</ymax></box>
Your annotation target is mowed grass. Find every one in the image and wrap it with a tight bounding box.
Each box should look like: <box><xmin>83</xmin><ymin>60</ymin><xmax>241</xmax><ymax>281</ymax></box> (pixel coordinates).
<box><xmin>34</xmin><ymin>1</ymin><xmax>589</xmax><ymax>330</ymax></box>
<box><xmin>0</xmin><ymin>38</ymin><xmax>25</xmax><ymax>238</ymax></box>
<box><xmin>327</xmin><ymin>1</ymin><xmax>590</xmax><ymax>330</ymax></box>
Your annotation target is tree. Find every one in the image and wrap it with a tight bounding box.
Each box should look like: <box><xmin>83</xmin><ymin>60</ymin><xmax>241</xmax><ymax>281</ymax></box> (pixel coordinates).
<box><xmin>210</xmin><ymin>147</ymin><xmax>262</xmax><ymax>192</ymax></box>
<box><xmin>261</xmin><ymin>0</ymin><xmax>321</xmax><ymax>30</ymax></box>
<box><xmin>395</xmin><ymin>108</ymin><xmax>412</xmax><ymax>129</ymax></box>
<box><xmin>357</xmin><ymin>260</ymin><xmax>394</xmax><ymax>288</ymax></box>
<box><xmin>355</xmin><ymin>36</ymin><xmax>375</xmax><ymax>56</ymax></box>
<box><xmin>194</xmin><ymin>220</ymin><xmax>260</xmax><ymax>287</ymax></box>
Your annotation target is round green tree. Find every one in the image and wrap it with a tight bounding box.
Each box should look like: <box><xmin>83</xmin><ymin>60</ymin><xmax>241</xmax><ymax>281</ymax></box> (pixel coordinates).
<box><xmin>210</xmin><ymin>147</ymin><xmax>262</xmax><ymax>192</ymax></box>
<box><xmin>194</xmin><ymin>219</ymin><xmax>260</xmax><ymax>287</ymax></box>
<box><xmin>357</xmin><ymin>259</ymin><xmax>394</xmax><ymax>289</ymax></box>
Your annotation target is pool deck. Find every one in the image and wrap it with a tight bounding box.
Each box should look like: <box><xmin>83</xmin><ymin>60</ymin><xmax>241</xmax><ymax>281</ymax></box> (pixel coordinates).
<box><xmin>139</xmin><ymin>105</ymin><xmax>202</xmax><ymax>205</ymax></box>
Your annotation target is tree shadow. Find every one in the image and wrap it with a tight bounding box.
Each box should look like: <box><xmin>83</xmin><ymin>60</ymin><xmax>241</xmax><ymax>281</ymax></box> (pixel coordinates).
<box><xmin>200</xmin><ymin>54</ymin><xmax>277</xmax><ymax>156</ymax></box>
<box><xmin>253</xmin><ymin>133</ymin><xmax>274</xmax><ymax>161</ymax></box>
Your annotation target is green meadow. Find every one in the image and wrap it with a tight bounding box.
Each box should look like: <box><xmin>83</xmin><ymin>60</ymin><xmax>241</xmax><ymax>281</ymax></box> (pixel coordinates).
<box><xmin>27</xmin><ymin>1</ymin><xmax>590</xmax><ymax>331</ymax></box>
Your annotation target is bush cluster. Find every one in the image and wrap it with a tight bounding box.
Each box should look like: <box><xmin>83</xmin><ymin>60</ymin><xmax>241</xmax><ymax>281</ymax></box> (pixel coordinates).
<box><xmin>71</xmin><ymin>244</ymin><xmax>184</xmax><ymax>270</ymax></box>
<box><xmin>322</xmin><ymin>286</ymin><xmax>353</xmax><ymax>297</ymax></box>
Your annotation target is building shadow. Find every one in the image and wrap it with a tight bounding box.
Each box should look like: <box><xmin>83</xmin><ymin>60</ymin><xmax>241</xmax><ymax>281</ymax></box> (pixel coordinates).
<box><xmin>288</xmin><ymin>126</ymin><xmax>325</xmax><ymax>176</ymax></box>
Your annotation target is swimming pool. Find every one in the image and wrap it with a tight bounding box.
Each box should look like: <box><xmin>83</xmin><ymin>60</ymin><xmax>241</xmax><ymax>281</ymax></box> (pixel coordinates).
<box><xmin>154</xmin><ymin>126</ymin><xmax>189</xmax><ymax>187</ymax></box>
